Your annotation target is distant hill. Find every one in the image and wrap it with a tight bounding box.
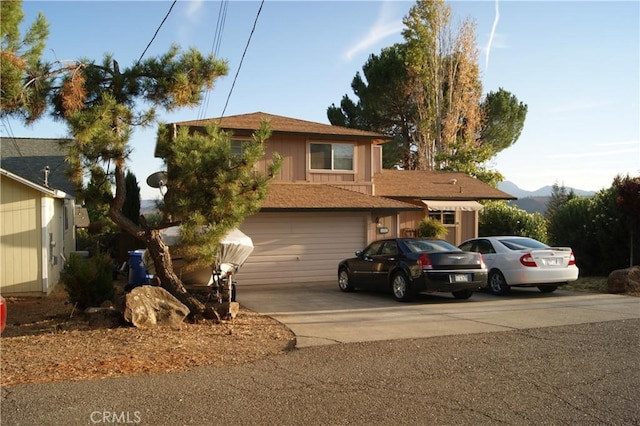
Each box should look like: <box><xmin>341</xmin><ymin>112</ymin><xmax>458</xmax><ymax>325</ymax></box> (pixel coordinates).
<box><xmin>498</xmin><ymin>181</ymin><xmax>596</xmax><ymax>198</ymax></box>
<box><xmin>141</xmin><ymin>199</ymin><xmax>161</xmax><ymax>215</ymax></box>
<box><xmin>498</xmin><ymin>181</ymin><xmax>596</xmax><ymax>214</ymax></box>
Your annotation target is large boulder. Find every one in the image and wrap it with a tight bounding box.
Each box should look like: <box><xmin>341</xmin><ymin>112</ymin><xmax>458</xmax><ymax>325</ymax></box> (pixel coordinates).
<box><xmin>124</xmin><ymin>286</ymin><xmax>190</xmax><ymax>328</ymax></box>
<box><xmin>607</xmin><ymin>266</ymin><xmax>640</xmax><ymax>294</ymax></box>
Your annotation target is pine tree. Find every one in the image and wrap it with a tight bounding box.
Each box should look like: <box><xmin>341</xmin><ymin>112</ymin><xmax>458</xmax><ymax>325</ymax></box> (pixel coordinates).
<box><xmin>0</xmin><ymin>0</ymin><xmax>50</xmax><ymax>120</ymax></box>
<box><xmin>123</xmin><ymin>171</ymin><xmax>141</xmax><ymax>226</ymax></box>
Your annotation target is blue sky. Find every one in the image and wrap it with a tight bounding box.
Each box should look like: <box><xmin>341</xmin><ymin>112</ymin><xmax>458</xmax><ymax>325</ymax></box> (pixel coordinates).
<box><xmin>3</xmin><ymin>0</ymin><xmax>639</xmax><ymax>200</ymax></box>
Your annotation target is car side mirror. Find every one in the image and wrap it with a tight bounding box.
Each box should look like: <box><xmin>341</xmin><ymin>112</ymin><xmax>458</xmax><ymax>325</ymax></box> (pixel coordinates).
<box><xmin>355</xmin><ymin>250</ymin><xmax>363</xmax><ymax>257</ymax></box>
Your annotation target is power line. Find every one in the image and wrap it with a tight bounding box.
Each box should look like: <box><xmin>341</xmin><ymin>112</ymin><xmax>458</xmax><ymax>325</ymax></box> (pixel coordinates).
<box><xmin>137</xmin><ymin>1</ymin><xmax>177</xmax><ymax>64</ymax></box>
<box><xmin>198</xmin><ymin>0</ymin><xmax>229</xmax><ymax>121</ymax></box>
<box><xmin>220</xmin><ymin>0</ymin><xmax>264</xmax><ymax>119</ymax></box>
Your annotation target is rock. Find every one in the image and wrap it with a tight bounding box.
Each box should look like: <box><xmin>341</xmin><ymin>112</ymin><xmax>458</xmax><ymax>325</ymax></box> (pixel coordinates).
<box><xmin>124</xmin><ymin>286</ymin><xmax>190</xmax><ymax>328</ymax></box>
<box><xmin>607</xmin><ymin>266</ymin><xmax>640</xmax><ymax>294</ymax></box>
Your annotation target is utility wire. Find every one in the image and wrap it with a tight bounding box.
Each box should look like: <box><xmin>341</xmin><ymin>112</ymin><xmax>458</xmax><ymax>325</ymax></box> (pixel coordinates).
<box><xmin>198</xmin><ymin>0</ymin><xmax>229</xmax><ymax>121</ymax></box>
<box><xmin>137</xmin><ymin>0</ymin><xmax>177</xmax><ymax>64</ymax></box>
<box><xmin>220</xmin><ymin>0</ymin><xmax>264</xmax><ymax>119</ymax></box>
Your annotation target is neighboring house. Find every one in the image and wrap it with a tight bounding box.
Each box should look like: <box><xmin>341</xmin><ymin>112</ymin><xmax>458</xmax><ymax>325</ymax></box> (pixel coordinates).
<box><xmin>1</xmin><ymin>137</ymin><xmax>79</xmax><ymax>296</ymax></box>
<box><xmin>156</xmin><ymin>112</ymin><xmax>515</xmax><ymax>285</ymax></box>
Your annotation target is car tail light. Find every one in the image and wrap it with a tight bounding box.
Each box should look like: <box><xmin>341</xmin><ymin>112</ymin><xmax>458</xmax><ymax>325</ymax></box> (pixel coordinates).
<box><xmin>568</xmin><ymin>251</ymin><xmax>576</xmax><ymax>266</ymax></box>
<box><xmin>479</xmin><ymin>254</ymin><xmax>486</xmax><ymax>269</ymax></box>
<box><xmin>418</xmin><ymin>253</ymin><xmax>433</xmax><ymax>270</ymax></box>
<box><xmin>520</xmin><ymin>253</ymin><xmax>537</xmax><ymax>267</ymax></box>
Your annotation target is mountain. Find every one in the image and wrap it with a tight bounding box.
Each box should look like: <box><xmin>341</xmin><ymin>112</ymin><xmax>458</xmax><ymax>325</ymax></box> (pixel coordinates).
<box><xmin>140</xmin><ymin>199</ymin><xmax>161</xmax><ymax>215</ymax></box>
<box><xmin>498</xmin><ymin>181</ymin><xmax>596</xmax><ymax>199</ymax></box>
<box><xmin>498</xmin><ymin>181</ymin><xmax>596</xmax><ymax>215</ymax></box>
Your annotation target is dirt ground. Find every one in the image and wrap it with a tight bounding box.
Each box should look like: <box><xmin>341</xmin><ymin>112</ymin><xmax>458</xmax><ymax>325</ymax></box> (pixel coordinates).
<box><xmin>0</xmin><ymin>282</ymin><xmax>296</xmax><ymax>387</ymax></box>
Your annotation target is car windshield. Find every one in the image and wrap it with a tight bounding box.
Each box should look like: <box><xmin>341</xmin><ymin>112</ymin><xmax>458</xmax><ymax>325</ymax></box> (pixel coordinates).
<box><xmin>405</xmin><ymin>239</ymin><xmax>460</xmax><ymax>253</ymax></box>
<box><xmin>499</xmin><ymin>238</ymin><xmax>549</xmax><ymax>251</ymax></box>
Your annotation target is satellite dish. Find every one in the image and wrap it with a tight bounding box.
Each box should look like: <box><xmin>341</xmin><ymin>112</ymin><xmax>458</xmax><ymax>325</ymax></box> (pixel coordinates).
<box><xmin>146</xmin><ymin>171</ymin><xmax>168</xmax><ymax>189</ymax></box>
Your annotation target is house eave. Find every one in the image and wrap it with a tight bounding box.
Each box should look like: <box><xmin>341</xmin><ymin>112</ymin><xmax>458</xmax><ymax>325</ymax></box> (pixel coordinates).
<box><xmin>0</xmin><ymin>168</ymin><xmax>73</xmax><ymax>199</ymax></box>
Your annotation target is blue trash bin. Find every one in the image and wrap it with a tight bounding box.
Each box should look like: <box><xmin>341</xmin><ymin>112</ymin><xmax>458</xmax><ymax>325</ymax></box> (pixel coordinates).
<box><xmin>128</xmin><ymin>250</ymin><xmax>150</xmax><ymax>287</ymax></box>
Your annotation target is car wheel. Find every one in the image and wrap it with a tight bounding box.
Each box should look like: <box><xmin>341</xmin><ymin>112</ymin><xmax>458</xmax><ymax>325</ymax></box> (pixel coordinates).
<box><xmin>488</xmin><ymin>270</ymin><xmax>510</xmax><ymax>295</ymax></box>
<box><xmin>537</xmin><ymin>285</ymin><xmax>558</xmax><ymax>293</ymax></box>
<box><xmin>452</xmin><ymin>289</ymin><xmax>473</xmax><ymax>299</ymax></box>
<box><xmin>338</xmin><ymin>268</ymin><xmax>355</xmax><ymax>292</ymax></box>
<box><xmin>391</xmin><ymin>271</ymin><xmax>414</xmax><ymax>302</ymax></box>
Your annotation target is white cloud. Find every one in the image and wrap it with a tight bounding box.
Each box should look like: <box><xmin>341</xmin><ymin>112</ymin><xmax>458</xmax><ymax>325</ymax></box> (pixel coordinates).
<box><xmin>342</xmin><ymin>3</ymin><xmax>404</xmax><ymax>62</ymax></box>
<box><xmin>185</xmin><ymin>0</ymin><xmax>204</xmax><ymax>21</ymax></box>
<box><xmin>484</xmin><ymin>0</ymin><xmax>500</xmax><ymax>72</ymax></box>
<box><xmin>598</xmin><ymin>140</ymin><xmax>640</xmax><ymax>147</ymax></box>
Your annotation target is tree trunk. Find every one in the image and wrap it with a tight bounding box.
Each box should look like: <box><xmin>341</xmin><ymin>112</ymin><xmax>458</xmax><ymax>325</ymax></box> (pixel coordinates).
<box><xmin>142</xmin><ymin>227</ymin><xmax>216</xmax><ymax>320</ymax></box>
<box><xmin>109</xmin><ymin>157</ymin><xmax>211</xmax><ymax>320</ymax></box>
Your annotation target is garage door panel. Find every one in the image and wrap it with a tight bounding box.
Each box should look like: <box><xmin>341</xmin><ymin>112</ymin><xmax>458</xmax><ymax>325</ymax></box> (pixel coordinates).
<box><xmin>237</xmin><ymin>213</ymin><xmax>366</xmax><ymax>284</ymax></box>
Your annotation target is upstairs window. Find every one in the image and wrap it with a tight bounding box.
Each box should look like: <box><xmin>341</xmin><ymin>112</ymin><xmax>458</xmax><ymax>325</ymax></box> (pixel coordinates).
<box><xmin>231</xmin><ymin>140</ymin><xmax>248</xmax><ymax>157</ymax></box>
<box><xmin>310</xmin><ymin>143</ymin><xmax>354</xmax><ymax>171</ymax></box>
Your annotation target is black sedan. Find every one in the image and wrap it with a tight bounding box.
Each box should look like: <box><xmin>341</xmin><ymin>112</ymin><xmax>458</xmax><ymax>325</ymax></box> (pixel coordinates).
<box><xmin>338</xmin><ymin>238</ymin><xmax>488</xmax><ymax>302</ymax></box>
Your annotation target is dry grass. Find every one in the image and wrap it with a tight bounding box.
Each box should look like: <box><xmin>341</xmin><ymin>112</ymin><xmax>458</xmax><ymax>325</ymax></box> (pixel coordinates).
<box><xmin>563</xmin><ymin>276</ymin><xmax>609</xmax><ymax>294</ymax></box>
<box><xmin>0</xmin><ymin>283</ymin><xmax>295</xmax><ymax>387</ymax></box>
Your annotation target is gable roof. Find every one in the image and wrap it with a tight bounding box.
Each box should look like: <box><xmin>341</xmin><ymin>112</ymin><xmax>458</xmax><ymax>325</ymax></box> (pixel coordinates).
<box><xmin>261</xmin><ymin>183</ymin><xmax>421</xmax><ymax>211</ymax></box>
<box><xmin>170</xmin><ymin>112</ymin><xmax>388</xmax><ymax>140</ymax></box>
<box><xmin>0</xmin><ymin>137</ymin><xmax>76</xmax><ymax>195</ymax></box>
<box><xmin>0</xmin><ymin>167</ymin><xmax>72</xmax><ymax>199</ymax></box>
<box><xmin>374</xmin><ymin>169</ymin><xmax>515</xmax><ymax>200</ymax></box>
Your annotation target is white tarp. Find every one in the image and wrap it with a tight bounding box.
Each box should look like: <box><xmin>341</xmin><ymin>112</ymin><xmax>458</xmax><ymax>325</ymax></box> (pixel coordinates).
<box><xmin>216</xmin><ymin>228</ymin><xmax>254</xmax><ymax>271</ymax></box>
<box><xmin>154</xmin><ymin>227</ymin><xmax>254</xmax><ymax>284</ymax></box>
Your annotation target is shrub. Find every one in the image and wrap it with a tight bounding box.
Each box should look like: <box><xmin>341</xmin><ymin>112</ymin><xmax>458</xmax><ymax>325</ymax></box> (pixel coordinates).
<box><xmin>417</xmin><ymin>217</ymin><xmax>448</xmax><ymax>238</ymax></box>
<box><xmin>61</xmin><ymin>252</ymin><xmax>115</xmax><ymax>309</ymax></box>
<box><xmin>479</xmin><ymin>201</ymin><xmax>547</xmax><ymax>243</ymax></box>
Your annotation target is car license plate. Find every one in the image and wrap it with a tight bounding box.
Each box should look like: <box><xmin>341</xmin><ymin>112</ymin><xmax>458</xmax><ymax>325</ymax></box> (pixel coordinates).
<box><xmin>453</xmin><ymin>274</ymin><xmax>470</xmax><ymax>282</ymax></box>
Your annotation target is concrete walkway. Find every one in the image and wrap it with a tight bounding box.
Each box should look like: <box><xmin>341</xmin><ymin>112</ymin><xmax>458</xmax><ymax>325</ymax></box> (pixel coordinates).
<box><xmin>236</xmin><ymin>282</ymin><xmax>640</xmax><ymax>347</ymax></box>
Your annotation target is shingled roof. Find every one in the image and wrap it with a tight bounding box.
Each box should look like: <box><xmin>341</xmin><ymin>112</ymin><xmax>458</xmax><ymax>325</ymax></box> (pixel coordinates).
<box><xmin>374</xmin><ymin>169</ymin><xmax>515</xmax><ymax>200</ymax></box>
<box><xmin>261</xmin><ymin>183</ymin><xmax>421</xmax><ymax>211</ymax></box>
<box><xmin>0</xmin><ymin>137</ymin><xmax>76</xmax><ymax>195</ymax></box>
<box><xmin>171</xmin><ymin>112</ymin><xmax>388</xmax><ymax>140</ymax></box>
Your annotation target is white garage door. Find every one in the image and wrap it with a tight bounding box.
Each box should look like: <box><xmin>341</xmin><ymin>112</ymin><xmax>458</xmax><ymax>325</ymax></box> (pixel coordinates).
<box><xmin>237</xmin><ymin>212</ymin><xmax>367</xmax><ymax>285</ymax></box>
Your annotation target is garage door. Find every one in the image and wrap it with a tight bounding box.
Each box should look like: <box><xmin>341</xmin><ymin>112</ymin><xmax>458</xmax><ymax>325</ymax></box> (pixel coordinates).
<box><xmin>237</xmin><ymin>212</ymin><xmax>367</xmax><ymax>285</ymax></box>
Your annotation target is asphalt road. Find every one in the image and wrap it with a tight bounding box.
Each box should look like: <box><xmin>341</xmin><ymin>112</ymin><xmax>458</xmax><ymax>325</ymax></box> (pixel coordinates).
<box><xmin>2</xmin><ymin>319</ymin><xmax>639</xmax><ymax>425</ymax></box>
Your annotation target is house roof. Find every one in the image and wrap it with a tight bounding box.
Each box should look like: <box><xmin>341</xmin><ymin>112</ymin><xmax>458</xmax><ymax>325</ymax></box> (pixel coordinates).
<box><xmin>170</xmin><ymin>112</ymin><xmax>388</xmax><ymax>140</ymax></box>
<box><xmin>0</xmin><ymin>137</ymin><xmax>76</xmax><ymax>195</ymax></box>
<box><xmin>0</xmin><ymin>167</ymin><xmax>72</xmax><ymax>199</ymax></box>
<box><xmin>374</xmin><ymin>169</ymin><xmax>516</xmax><ymax>200</ymax></box>
<box><xmin>261</xmin><ymin>183</ymin><xmax>421</xmax><ymax>211</ymax></box>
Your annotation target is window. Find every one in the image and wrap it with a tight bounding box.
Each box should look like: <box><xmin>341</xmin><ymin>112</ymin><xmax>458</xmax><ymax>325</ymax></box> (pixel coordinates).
<box><xmin>380</xmin><ymin>241</ymin><xmax>399</xmax><ymax>256</ymax></box>
<box><xmin>362</xmin><ymin>241</ymin><xmax>383</xmax><ymax>257</ymax></box>
<box><xmin>310</xmin><ymin>143</ymin><xmax>354</xmax><ymax>171</ymax></box>
<box><xmin>231</xmin><ymin>140</ymin><xmax>248</xmax><ymax>157</ymax></box>
<box><xmin>428</xmin><ymin>210</ymin><xmax>455</xmax><ymax>225</ymax></box>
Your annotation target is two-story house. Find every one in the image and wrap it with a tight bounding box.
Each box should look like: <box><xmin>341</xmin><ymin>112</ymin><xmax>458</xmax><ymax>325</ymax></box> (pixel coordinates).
<box><xmin>155</xmin><ymin>112</ymin><xmax>514</xmax><ymax>285</ymax></box>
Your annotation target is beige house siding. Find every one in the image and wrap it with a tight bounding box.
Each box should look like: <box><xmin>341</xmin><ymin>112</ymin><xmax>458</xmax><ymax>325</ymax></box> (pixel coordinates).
<box><xmin>249</xmin><ymin>134</ymin><xmax>375</xmax><ymax>195</ymax></box>
<box><xmin>1</xmin><ymin>174</ymin><xmax>75</xmax><ymax>296</ymax></box>
<box><xmin>1</xmin><ymin>178</ymin><xmax>42</xmax><ymax>294</ymax></box>
<box><xmin>459</xmin><ymin>210</ymin><xmax>479</xmax><ymax>244</ymax></box>
<box><xmin>396</xmin><ymin>204</ymin><xmax>481</xmax><ymax>245</ymax></box>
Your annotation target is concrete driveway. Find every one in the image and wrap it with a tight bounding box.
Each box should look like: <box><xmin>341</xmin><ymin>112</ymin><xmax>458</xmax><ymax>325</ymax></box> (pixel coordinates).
<box><xmin>237</xmin><ymin>282</ymin><xmax>640</xmax><ymax>347</ymax></box>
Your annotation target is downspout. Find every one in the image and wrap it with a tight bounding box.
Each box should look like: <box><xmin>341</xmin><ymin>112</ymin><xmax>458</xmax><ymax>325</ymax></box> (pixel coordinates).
<box><xmin>41</xmin><ymin>195</ymin><xmax>49</xmax><ymax>293</ymax></box>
